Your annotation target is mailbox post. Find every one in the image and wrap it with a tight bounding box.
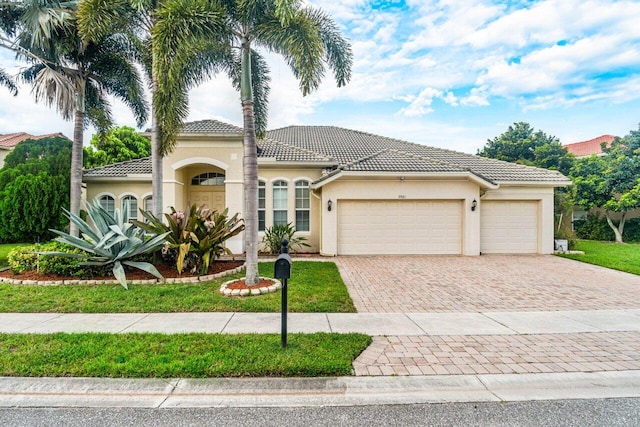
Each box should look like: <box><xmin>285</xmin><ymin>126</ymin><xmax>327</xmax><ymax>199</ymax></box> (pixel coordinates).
<box><xmin>274</xmin><ymin>239</ymin><xmax>292</xmax><ymax>348</ymax></box>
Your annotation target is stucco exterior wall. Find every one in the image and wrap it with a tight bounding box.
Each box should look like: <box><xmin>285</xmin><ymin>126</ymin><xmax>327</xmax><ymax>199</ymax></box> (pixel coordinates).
<box><xmin>85</xmin><ymin>180</ymin><xmax>152</xmax><ymax>221</ymax></box>
<box><xmin>482</xmin><ymin>185</ymin><xmax>556</xmax><ymax>254</ymax></box>
<box><xmin>319</xmin><ymin>177</ymin><xmax>481</xmax><ymax>256</ymax></box>
<box><xmin>0</xmin><ymin>149</ymin><xmax>9</xmax><ymax>168</ymax></box>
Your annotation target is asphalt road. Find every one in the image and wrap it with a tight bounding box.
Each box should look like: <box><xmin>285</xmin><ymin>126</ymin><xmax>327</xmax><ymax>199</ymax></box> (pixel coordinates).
<box><xmin>1</xmin><ymin>398</ymin><xmax>639</xmax><ymax>427</ymax></box>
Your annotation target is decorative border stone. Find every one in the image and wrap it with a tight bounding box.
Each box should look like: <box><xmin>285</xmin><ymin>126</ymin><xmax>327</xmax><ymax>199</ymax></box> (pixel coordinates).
<box><xmin>0</xmin><ymin>263</ymin><xmax>246</xmax><ymax>286</ymax></box>
<box><xmin>219</xmin><ymin>277</ymin><xmax>281</xmax><ymax>296</ymax></box>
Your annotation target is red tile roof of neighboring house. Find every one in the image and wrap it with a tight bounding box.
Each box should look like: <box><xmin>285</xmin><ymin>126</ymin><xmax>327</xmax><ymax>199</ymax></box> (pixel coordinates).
<box><xmin>0</xmin><ymin>132</ymin><xmax>66</xmax><ymax>149</ymax></box>
<box><xmin>564</xmin><ymin>134</ymin><xmax>615</xmax><ymax>157</ymax></box>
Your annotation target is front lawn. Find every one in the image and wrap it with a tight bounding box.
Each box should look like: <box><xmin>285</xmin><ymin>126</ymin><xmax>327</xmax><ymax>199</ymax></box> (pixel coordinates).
<box><xmin>0</xmin><ymin>243</ymin><xmax>30</xmax><ymax>269</ymax></box>
<box><xmin>556</xmin><ymin>240</ymin><xmax>640</xmax><ymax>275</ymax></box>
<box><xmin>0</xmin><ymin>261</ymin><xmax>356</xmax><ymax>313</ymax></box>
<box><xmin>0</xmin><ymin>332</ymin><xmax>371</xmax><ymax>377</ymax></box>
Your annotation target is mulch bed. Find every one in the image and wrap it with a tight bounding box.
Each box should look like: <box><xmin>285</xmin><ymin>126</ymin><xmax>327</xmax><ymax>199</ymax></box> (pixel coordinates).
<box><xmin>0</xmin><ymin>260</ymin><xmax>245</xmax><ymax>282</ymax></box>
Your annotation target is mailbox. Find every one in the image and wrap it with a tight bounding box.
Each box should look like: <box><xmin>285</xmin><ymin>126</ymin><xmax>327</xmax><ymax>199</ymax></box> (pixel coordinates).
<box><xmin>274</xmin><ymin>253</ymin><xmax>292</xmax><ymax>279</ymax></box>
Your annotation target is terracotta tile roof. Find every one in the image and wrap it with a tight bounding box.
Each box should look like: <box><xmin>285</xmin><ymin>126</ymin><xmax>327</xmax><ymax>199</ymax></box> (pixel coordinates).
<box><xmin>0</xmin><ymin>132</ymin><xmax>65</xmax><ymax>149</ymax></box>
<box><xmin>564</xmin><ymin>135</ymin><xmax>615</xmax><ymax>157</ymax></box>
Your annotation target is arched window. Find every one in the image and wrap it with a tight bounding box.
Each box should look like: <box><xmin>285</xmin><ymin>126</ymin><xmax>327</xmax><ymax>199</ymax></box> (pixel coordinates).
<box><xmin>272</xmin><ymin>180</ymin><xmax>288</xmax><ymax>226</ymax></box>
<box><xmin>258</xmin><ymin>181</ymin><xmax>266</xmax><ymax>231</ymax></box>
<box><xmin>143</xmin><ymin>196</ymin><xmax>153</xmax><ymax>213</ymax></box>
<box><xmin>295</xmin><ymin>180</ymin><xmax>310</xmax><ymax>232</ymax></box>
<box><xmin>99</xmin><ymin>195</ymin><xmax>115</xmax><ymax>217</ymax></box>
<box><xmin>191</xmin><ymin>172</ymin><xmax>225</xmax><ymax>186</ymax></box>
<box><xmin>122</xmin><ymin>196</ymin><xmax>138</xmax><ymax>220</ymax></box>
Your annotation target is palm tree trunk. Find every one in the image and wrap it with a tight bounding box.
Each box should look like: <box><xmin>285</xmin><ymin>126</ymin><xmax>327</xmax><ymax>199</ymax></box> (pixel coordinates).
<box><xmin>240</xmin><ymin>40</ymin><xmax>259</xmax><ymax>286</ymax></box>
<box><xmin>69</xmin><ymin>108</ymin><xmax>84</xmax><ymax>237</ymax></box>
<box><xmin>243</xmin><ymin>99</ymin><xmax>260</xmax><ymax>285</ymax></box>
<box><xmin>151</xmin><ymin>55</ymin><xmax>163</xmax><ymax>217</ymax></box>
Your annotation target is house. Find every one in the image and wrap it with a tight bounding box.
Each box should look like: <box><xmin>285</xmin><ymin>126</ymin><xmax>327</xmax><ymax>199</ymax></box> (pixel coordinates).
<box><xmin>83</xmin><ymin>120</ymin><xmax>571</xmax><ymax>256</ymax></box>
<box><xmin>0</xmin><ymin>132</ymin><xmax>66</xmax><ymax>167</ymax></box>
<box><xmin>564</xmin><ymin>134</ymin><xmax>615</xmax><ymax>158</ymax></box>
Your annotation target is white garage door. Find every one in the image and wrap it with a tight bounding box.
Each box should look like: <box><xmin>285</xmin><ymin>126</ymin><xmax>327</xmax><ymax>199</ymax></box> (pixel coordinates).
<box><xmin>481</xmin><ymin>200</ymin><xmax>539</xmax><ymax>254</ymax></box>
<box><xmin>338</xmin><ymin>200</ymin><xmax>462</xmax><ymax>255</ymax></box>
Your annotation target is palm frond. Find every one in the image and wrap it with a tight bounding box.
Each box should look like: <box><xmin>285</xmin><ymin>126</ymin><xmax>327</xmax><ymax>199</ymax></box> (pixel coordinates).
<box><xmin>0</xmin><ymin>67</ymin><xmax>17</xmax><ymax>95</ymax></box>
<box><xmin>30</xmin><ymin>65</ymin><xmax>77</xmax><ymax>120</ymax></box>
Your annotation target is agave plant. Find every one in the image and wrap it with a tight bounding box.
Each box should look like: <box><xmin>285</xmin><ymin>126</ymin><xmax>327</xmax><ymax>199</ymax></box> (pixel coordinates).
<box><xmin>45</xmin><ymin>198</ymin><xmax>169</xmax><ymax>289</ymax></box>
<box><xmin>134</xmin><ymin>204</ymin><xmax>244</xmax><ymax>275</ymax></box>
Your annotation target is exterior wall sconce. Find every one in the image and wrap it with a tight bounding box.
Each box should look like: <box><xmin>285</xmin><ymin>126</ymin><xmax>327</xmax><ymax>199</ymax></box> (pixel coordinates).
<box><xmin>471</xmin><ymin>199</ymin><xmax>478</xmax><ymax>211</ymax></box>
<box><xmin>327</xmin><ymin>199</ymin><xmax>333</xmax><ymax>211</ymax></box>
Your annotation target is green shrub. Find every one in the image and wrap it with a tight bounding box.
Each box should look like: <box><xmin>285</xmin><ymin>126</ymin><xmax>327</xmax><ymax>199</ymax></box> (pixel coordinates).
<box><xmin>7</xmin><ymin>245</ymin><xmax>39</xmax><ymax>274</ymax></box>
<box><xmin>7</xmin><ymin>242</ymin><xmax>111</xmax><ymax>278</ymax></box>
<box><xmin>261</xmin><ymin>223</ymin><xmax>311</xmax><ymax>255</ymax></box>
<box><xmin>573</xmin><ymin>213</ymin><xmax>615</xmax><ymax>242</ymax></box>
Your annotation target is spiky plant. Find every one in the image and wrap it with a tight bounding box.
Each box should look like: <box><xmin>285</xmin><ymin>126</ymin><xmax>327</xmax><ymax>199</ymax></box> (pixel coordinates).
<box><xmin>44</xmin><ymin>198</ymin><xmax>169</xmax><ymax>289</ymax></box>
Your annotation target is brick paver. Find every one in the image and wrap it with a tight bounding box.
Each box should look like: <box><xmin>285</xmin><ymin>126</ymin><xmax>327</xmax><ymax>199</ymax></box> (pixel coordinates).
<box><xmin>335</xmin><ymin>255</ymin><xmax>640</xmax><ymax>313</ymax></box>
<box><xmin>353</xmin><ymin>332</ymin><xmax>640</xmax><ymax>376</ymax></box>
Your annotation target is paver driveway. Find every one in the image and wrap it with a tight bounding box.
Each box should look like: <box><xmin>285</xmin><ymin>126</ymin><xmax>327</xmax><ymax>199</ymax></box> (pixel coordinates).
<box><xmin>334</xmin><ymin>255</ymin><xmax>640</xmax><ymax>313</ymax></box>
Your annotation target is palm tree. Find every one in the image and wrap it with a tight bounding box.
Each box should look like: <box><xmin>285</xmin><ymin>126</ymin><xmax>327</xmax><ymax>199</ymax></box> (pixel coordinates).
<box><xmin>0</xmin><ymin>0</ymin><xmax>21</xmax><ymax>95</ymax></box>
<box><xmin>77</xmin><ymin>0</ymin><xmax>224</xmax><ymax>218</ymax></box>
<box><xmin>154</xmin><ymin>0</ymin><xmax>352</xmax><ymax>285</ymax></box>
<box><xmin>17</xmin><ymin>0</ymin><xmax>148</xmax><ymax>236</ymax></box>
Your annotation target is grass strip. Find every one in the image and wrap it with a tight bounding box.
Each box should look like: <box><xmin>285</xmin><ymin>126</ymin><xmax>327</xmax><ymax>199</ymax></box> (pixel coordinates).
<box><xmin>0</xmin><ymin>332</ymin><xmax>371</xmax><ymax>378</ymax></box>
<box><xmin>0</xmin><ymin>261</ymin><xmax>356</xmax><ymax>313</ymax></box>
<box><xmin>556</xmin><ymin>240</ymin><xmax>640</xmax><ymax>275</ymax></box>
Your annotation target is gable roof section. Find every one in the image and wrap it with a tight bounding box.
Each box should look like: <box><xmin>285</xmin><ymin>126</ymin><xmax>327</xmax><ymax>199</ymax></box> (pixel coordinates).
<box><xmin>267</xmin><ymin>126</ymin><xmax>569</xmax><ymax>184</ymax></box>
<box><xmin>84</xmin><ymin>157</ymin><xmax>151</xmax><ymax>178</ymax></box>
<box><xmin>0</xmin><ymin>132</ymin><xmax>66</xmax><ymax>149</ymax></box>
<box><xmin>564</xmin><ymin>134</ymin><xmax>615</xmax><ymax>157</ymax></box>
<box><xmin>180</xmin><ymin>119</ymin><xmax>244</xmax><ymax>134</ymax></box>
<box><xmin>258</xmin><ymin>138</ymin><xmax>334</xmax><ymax>163</ymax></box>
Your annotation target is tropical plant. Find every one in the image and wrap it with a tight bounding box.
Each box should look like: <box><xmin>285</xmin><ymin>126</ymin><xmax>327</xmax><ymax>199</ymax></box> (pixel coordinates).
<box><xmin>154</xmin><ymin>0</ymin><xmax>352</xmax><ymax>285</ymax></box>
<box><xmin>261</xmin><ymin>223</ymin><xmax>310</xmax><ymax>255</ymax></box>
<box><xmin>133</xmin><ymin>204</ymin><xmax>245</xmax><ymax>275</ymax></box>
<box><xmin>13</xmin><ymin>0</ymin><xmax>148</xmax><ymax>237</ymax></box>
<box><xmin>44</xmin><ymin>198</ymin><xmax>169</xmax><ymax>289</ymax></box>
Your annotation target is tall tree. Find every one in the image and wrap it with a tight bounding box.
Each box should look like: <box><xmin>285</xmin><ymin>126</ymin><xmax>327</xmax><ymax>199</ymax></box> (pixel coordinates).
<box><xmin>155</xmin><ymin>0</ymin><xmax>352</xmax><ymax>285</ymax></box>
<box><xmin>570</xmin><ymin>126</ymin><xmax>640</xmax><ymax>243</ymax></box>
<box><xmin>479</xmin><ymin>122</ymin><xmax>574</xmax><ymax>174</ymax></box>
<box><xmin>16</xmin><ymin>0</ymin><xmax>147</xmax><ymax>236</ymax></box>
<box><xmin>84</xmin><ymin>125</ymin><xmax>151</xmax><ymax>168</ymax></box>
<box><xmin>0</xmin><ymin>135</ymin><xmax>71</xmax><ymax>242</ymax></box>
<box><xmin>77</xmin><ymin>0</ymin><xmax>206</xmax><ymax>217</ymax></box>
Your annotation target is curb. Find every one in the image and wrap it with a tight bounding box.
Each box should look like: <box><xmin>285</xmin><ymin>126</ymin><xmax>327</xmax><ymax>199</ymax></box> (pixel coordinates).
<box><xmin>1</xmin><ymin>371</ymin><xmax>639</xmax><ymax>408</ymax></box>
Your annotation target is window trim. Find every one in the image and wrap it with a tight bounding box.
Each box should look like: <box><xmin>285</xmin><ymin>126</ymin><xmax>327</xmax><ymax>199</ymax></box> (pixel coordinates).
<box><xmin>272</xmin><ymin>180</ymin><xmax>288</xmax><ymax>227</ymax></box>
<box><xmin>295</xmin><ymin>180</ymin><xmax>310</xmax><ymax>232</ymax></box>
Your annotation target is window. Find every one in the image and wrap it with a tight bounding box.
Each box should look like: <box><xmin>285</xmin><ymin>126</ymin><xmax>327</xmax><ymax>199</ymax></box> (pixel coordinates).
<box><xmin>272</xmin><ymin>180</ymin><xmax>288</xmax><ymax>226</ymax></box>
<box><xmin>295</xmin><ymin>180</ymin><xmax>310</xmax><ymax>232</ymax></box>
<box><xmin>122</xmin><ymin>196</ymin><xmax>138</xmax><ymax>220</ymax></box>
<box><xmin>191</xmin><ymin>172</ymin><xmax>225</xmax><ymax>186</ymax></box>
<box><xmin>144</xmin><ymin>196</ymin><xmax>153</xmax><ymax>213</ymax></box>
<box><xmin>258</xmin><ymin>181</ymin><xmax>266</xmax><ymax>231</ymax></box>
<box><xmin>99</xmin><ymin>195</ymin><xmax>115</xmax><ymax>217</ymax></box>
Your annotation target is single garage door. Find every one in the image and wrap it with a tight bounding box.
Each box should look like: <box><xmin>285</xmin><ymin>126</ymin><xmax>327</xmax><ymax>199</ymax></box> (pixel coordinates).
<box><xmin>338</xmin><ymin>200</ymin><xmax>462</xmax><ymax>255</ymax></box>
<box><xmin>480</xmin><ymin>200</ymin><xmax>539</xmax><ymax>254</ymax></box>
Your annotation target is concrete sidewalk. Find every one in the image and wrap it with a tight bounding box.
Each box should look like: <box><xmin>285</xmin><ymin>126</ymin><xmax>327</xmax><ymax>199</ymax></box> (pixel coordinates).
<box><xmin>2</xmin><ymin>309</ymin><xmax>639</xmax><ymax>335</ymax></box>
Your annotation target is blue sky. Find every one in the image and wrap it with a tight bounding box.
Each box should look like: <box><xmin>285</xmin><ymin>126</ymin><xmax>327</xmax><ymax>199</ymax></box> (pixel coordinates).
<box><xmin>1</xmin><ymin>0</ymin><xmax>639</xmax><ymax>153</ymax></box>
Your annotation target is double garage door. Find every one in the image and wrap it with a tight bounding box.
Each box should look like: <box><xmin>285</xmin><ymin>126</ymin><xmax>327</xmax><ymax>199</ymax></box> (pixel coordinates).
<box><xmin>338</xmin><ymin>200</ymin><xmax>462</xmax><ymax>255</ymax></box>
<box><xmin>337</xmin><ymin>199</ymin><xmax>541</xmax><ymax>255</ymax></box>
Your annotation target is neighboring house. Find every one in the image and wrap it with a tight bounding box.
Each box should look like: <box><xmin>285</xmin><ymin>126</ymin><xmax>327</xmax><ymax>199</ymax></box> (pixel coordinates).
<box><xmin>564</xmin><ymin>134</ymin><xmax>615</xmax><ymax>158</ymax></box>
<box><xmin>83</xmin><ymin>120</ymin><xmax>571</xmax><ymax>256</ymax></box>
<box><xmin>0</xmin><ymin>132</ymin><xmax>66</xmax><ymax>167</ymax></box>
